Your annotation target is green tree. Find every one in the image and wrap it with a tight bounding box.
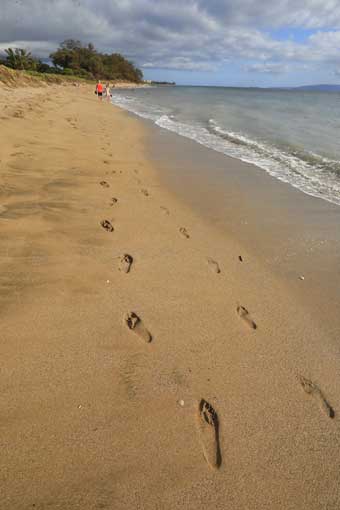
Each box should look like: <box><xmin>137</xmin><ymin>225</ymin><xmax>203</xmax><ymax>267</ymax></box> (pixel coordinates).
<box><xmin>50</xmin><ymin>40</ymin><xmax>143</xmax><ymax>82</ymax></box>
<box><xmin>36</xmin><ymin>61</ymin><xmax>53</xmax><ymax>73</ymax></box>
<box><xmin>5</xmin><ymin>48</ymin><xmax>37</xmax><ymax>70</ymax></box>
<box><xmin>60</xmin><ymin>39</ymin><xmax>82</xmax><ymax>51</ymax></box>
<box><xmin>50</xmin><ymin>46</ymin><xmax>74</xmax><ymax>70</ymax></box>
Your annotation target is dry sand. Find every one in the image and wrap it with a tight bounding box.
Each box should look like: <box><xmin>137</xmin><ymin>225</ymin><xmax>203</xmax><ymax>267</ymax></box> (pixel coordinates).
<box><xmin>1</xmin><ymin>83</ymin><xmax>340</xmax><ymax>509</ymax></box>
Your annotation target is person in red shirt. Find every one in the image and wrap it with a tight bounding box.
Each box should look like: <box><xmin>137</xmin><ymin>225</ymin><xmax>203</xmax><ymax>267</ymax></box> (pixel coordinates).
<box><xmin>96</xmin><ymin>81</ymin><xmax>103</xmax><ymax>100</ymax></box>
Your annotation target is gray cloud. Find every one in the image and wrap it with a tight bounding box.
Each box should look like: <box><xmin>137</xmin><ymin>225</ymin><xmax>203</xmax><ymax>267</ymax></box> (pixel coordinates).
<box><xmin>245</xmin><ymin>62</ymin><xmax>290</xmax><ymax>74</ymax></box>
<box><xmin>1</xmin><ymin>0</ymin><xmax>340</xmax><ymax>73</ymax></box>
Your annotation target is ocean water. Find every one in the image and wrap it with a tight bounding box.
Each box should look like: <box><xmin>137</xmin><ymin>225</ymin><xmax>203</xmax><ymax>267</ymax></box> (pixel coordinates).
<box><xmin>110</xmin><ymin>86</ymin><xmax>340</xmax><ymax>206</ymax></box>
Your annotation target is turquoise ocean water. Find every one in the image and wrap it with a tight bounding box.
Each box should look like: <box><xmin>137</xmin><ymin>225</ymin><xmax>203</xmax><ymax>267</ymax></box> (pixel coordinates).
<box><xmin>111</xmin><ymin>86</ymin><xmax>340</xmax><ymax>206</ymax></box>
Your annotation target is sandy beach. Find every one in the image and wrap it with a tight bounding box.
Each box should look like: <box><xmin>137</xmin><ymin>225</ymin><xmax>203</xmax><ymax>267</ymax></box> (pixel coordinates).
<box><xmin>1</xmin><ymin>83</ymin><xmax>340</xmax><ymax>510</ymax></box>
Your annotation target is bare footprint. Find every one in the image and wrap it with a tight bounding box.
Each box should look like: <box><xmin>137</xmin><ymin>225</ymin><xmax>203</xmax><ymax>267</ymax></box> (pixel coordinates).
<box><xmin>100</xmin><ymin>220</ymin><xmax>114</xmax><ymax>232</ymax></box>
<box><xmin>179</xmin><ymin>227</ymin><xmax>190</xmax><ymax>239</ymax></box>
<box><xmin>236</xmin><ymin>305</ymin><xmax>257</xmax><ymax>330</ymax></box>
<box><xmin>124</xmin><ymin>312</ymin><xmax>152</xmax><ymax>343</ymax></box>
<box><xmin>140</xmin><ymin>188</ymin><xmax>149</xmax><ymax>197</ymax></box>
<box><xmin>197</xmin><ymin>399</ymin><xmax>221</xmax><ymax>470</ymax></box>
<box><xmin>110</xmin><ymin>197</ymin><xmax>118</xmax><ymax>206</ymax></box>
<box><xmin>207</xmin><ymin>258</ymin><xmax>221</xmax><ymax>274</ymax></box>
<box><xmin>160</xmin><ymin>206</ymin><xmax>170</xmax><ymax>215</ymax></box>
<box><xmin>100</xmin><ymin>181</ymin><xmax>110</xmax><ymax>188</ymax></box>
<box><xmin>119</xmin><ymin>254</ymin><xmax>133</xmax><ymax>273</ymax></box>
<box><xmin>298</xmin><ymin>375</ymin><xmax>334</xmax><ymax>418</ymax></box>
<box><xmin>13</xmin><ymin>110</ymin><xmax>24</xmax><ymax>119</ymax></box>
<box><xmin>10</xmin><ymin>152</ymin><xmax>25</xmax><ymax>157</ymax></box>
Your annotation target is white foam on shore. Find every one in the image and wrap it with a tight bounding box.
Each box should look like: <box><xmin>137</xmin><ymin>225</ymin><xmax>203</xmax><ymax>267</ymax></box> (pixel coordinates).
<box><xmin>111</xmin><ymin>93</ymin><xmax>340</xmax><ymax>207</ymax></box>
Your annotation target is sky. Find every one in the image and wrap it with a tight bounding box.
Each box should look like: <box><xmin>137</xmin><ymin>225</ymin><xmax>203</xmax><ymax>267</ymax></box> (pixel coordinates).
<box><xmin>1</xmin><ymin>0</ymin><xmax>340</xmax><ymax>86</ymax></box>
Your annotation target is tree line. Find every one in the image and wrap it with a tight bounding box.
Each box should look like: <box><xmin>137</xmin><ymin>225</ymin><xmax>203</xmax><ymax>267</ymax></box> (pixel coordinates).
<box><xmin>0</xmin><ymin>40</ymin><xmax>143</xmax><ymax>82</ymax></box>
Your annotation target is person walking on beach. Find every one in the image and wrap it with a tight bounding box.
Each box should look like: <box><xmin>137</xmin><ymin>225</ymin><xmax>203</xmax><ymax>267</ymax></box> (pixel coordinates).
<box><xmin>96</xmin><ymin>81</ymin><xmax>103</xmax><ymax>101</ymax></box>
<box><xmin>105</xmin><ymin>83</ymin><xmax>111</xmax><ymax>102</ymax></box>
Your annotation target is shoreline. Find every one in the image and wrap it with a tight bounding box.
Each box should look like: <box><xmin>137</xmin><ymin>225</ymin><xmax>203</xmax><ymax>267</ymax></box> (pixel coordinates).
<box><xmin>1</xmin><ymin>83</ymin><xmax>340</xmax><ymax>509</ymax></box>
<box><xmin>142</xmin><ymin>115</ymin><xmax>340</xmax><ymax>343</ymax></box>
<box><xmin>109</xmin><ymin>86</ymin><xmax>340</xmax><ymax>208</ymax></box>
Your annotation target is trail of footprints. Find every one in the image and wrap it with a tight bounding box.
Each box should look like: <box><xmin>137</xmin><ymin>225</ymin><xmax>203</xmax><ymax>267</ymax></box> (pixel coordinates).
<box><xmin>97</xmin><ymin>164</ymin><xmax>335</xmax><ymax>472</ymax></box>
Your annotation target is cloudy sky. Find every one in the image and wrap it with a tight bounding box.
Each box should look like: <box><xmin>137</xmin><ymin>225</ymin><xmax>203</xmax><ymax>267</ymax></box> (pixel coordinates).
<box><xmin>1</xmin><ymin>0</ymin><xmax>340</xmax><ymax>86</ymax></box>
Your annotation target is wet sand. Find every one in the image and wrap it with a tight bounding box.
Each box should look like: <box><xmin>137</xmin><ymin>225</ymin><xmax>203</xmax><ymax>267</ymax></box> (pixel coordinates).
<box><xmin>146</xmin><ymin>123</ymin><xmax>340</xmax><ymax>346</ymax></box>
<box><xmin>1</xmin><ymin>84</ymin><xmax>340</xmax><ymax>510</ymax></box>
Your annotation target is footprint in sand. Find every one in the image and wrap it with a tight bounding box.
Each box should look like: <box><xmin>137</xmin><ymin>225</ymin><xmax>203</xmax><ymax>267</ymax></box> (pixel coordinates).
<box><xmin>140</xmin><ymin>188</ymin><xmax>149</xmax><ymax>197</ymax></box>
<box><xmin>298</xmin><ymin>375</ymin><xmax>335</xmax><ymax>418</ymax></box>
<box><xmin>100</xmin><ymin>181</ymin><xmax>110</xmax><ymax>188</ymax></box>
<box><xmin>10</xmin><ymin>152</ymin><xmax>25</xmax><ymax>157</ymax></box>
<box><xmin>124</xmin><ymin>312</ymin><xmax>152</xmax><ymax>343</ymax></box>
<box><xmin>160</xmin><ymin>206</ymin><xmax>170</xmax><ymax>215</ymax></box>
<box><xmin>100</xmin><ymin>220</ymin><xmax>114</xmax><ymax>232</ymax></box>
<box><xmin>236</xmin><ymin>305</ymin><xmax>257</xmax><ymax>330</ymax></box>
<box><xmin>207</xmin><ymin>258</ymin><xmax>221</xmax><ymax>274</ymax></box>
<box><xmin>110</xmin><ymin>197</ymin><xmax>118</xmax><ymax>206</ymax></box>
<box><xmin>197</xmin><ymin>399</ymin><xmax>221</xmax><ymax>470</ymax></box>
<box><xmin>179</xmin><ymin>227</ymin><xmax>190</xmax><ymax>239</ymax></box>
<box><xmin>13</xmin><ymin>110</ymin><xmax>25</xmax><ymax>119</ymax></box>
<box><xmin>239</xmin><ymin>256</ymin><xmax>243</xmax><ymax>262</ymax></box>
<box><xmin>103</xmin><ymin>160</ymin><xmax>110</xmax><ymax>165</ymax></box>
<box><xmin>118</xmin><ymin>254</ymin><xmax>133</xmax><ymax>273</ymax></box>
